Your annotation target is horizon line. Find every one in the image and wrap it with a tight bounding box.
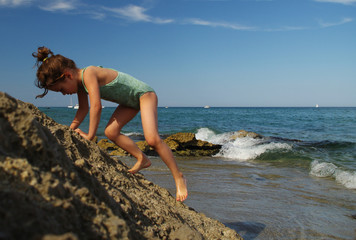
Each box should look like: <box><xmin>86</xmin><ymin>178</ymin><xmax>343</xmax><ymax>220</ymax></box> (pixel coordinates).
<box><xmin>37</xmin><ymin>105</ymin><xmax>356</xmax><ymax>108</ymax></box>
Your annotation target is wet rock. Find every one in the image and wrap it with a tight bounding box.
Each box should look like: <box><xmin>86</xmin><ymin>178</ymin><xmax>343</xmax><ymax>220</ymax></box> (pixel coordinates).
<box><xmin>0</xmin><ymin>92</ymin><xmax>242</xmax><ymax>240</ymax></box>
<box><xmin>164</xmin><ymin>132</ymin><xmax>222</xmax><ymax>156</ymax></box>
<box><xmin>97</xmin><ymin>138</ymin><xmax>120</xmax><ymax>151</ymax></box>
<box><xmin>230</xmin><ymin>130</ymin><xmax>262</xmax><ymax>140</ymax></box>
<box><xmin>98</xmin><ymin>132</ymin><xmax>222</xmax><ymax>157</ymax></box>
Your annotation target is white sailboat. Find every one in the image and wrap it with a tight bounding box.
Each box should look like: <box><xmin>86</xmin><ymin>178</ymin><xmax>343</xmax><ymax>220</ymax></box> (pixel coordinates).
<box><xmin>315</xmin><ymin>104</ymin><xmax>319</xmax><ymax>108</ymax></box>
<box><xmin>74</xmin><ymin>104</ymin><xmax>79</xmax><ymax>109</ymax></box>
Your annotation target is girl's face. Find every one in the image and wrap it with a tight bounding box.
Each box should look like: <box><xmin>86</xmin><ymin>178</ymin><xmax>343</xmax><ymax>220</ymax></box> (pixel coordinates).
<box><xmin>48</xmin><ymin>75</ymin><xmax>78</xmax><ymax>95</ymax></box>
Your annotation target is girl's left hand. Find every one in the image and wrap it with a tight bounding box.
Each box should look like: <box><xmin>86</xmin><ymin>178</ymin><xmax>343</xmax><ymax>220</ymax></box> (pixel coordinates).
<box><xmin>75</xmin><ymin>128</ymin><xmax>91</xmax><ymax>140</ymax></box>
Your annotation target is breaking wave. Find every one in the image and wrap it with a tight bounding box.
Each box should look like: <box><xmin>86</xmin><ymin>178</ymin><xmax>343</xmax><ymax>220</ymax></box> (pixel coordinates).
<box><xmin>310</xmin><ymin>160</ymin><xmax>356</xmax><ymax>189</ymax></box>
<box><xmin>196</xmin><ymin>128</ymin><xmax>292</xmax><ymax>161</ymax></box>
<box><xmin>196</xmin><ymin>128</ymin><xmax>356</xmax><ymax>190</ymax></box>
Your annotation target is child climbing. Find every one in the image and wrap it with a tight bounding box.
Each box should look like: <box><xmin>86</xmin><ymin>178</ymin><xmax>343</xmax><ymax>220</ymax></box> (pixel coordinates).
<box><xmin>33</xmin><ymin>46</ymin><xmax>188</xmax><ymax>201</ymax></box>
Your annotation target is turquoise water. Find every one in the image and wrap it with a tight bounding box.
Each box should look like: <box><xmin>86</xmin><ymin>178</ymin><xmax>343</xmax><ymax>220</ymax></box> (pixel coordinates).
<box><xmin>41</xmin><ymin>106</ymin><xmax>356</xmax><ymax>239</ymax></box>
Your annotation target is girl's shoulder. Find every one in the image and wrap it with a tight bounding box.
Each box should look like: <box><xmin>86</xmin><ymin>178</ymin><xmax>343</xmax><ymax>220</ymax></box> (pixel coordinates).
<box><xmin>84</xmin><ymin>65</ymin><xmax>115</xmax><ymax>74</ymax></box>
<box><xmin>82</xmin><ymin>66</ymin><xmax>118</xmax><ymax>85</ymax></box>
<box><xmin>82</xmin><ymin>66</ymin><xmax>105</xmax><ymax>79</ymax></box>
<box><xmin>83</xmin><ymin>65</ymin><xmax>100</xmax><ymax>73</ymax></box>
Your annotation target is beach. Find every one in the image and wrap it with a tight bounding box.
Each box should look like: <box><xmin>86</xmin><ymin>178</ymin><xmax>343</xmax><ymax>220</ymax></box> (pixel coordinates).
<box><xmin>0</xmin><ymin>92</ymin><xmax>241</xmax><ymax>240</ymax></box>
<box><xmin>40</xmin><ymin>105</ymin><xmax>356</xmax><ymax>239</ymax></box>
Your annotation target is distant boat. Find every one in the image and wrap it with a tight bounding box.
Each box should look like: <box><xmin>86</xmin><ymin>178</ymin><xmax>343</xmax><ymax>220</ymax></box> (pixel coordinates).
<box><xmin>204</xmin><ymin>105</ymin><xmax>210</xmax><ymax>109</ymax></box>
<box><xmin>315</xmin><ymin>104</ymin><xmax>319</xmax><ymax>108</ymax></box>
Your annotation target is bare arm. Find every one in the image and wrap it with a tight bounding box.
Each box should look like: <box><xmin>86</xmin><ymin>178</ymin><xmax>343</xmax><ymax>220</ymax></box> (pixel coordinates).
<box><xmin>70</xmin><ymin>90</ymin><xmax>89</xmax><ymax>130</ymax></box>
<box><xmin>75</xmin><ymin>67</ymin><xmax>102</xmax><ymax>141</ymax></box>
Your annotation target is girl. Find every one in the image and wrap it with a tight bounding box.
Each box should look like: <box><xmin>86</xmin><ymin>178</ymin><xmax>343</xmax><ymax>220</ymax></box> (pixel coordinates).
<box><xmin>33</xmin><ymin>46</ymin><xmax>188</xmax><ymax>202</ymax></box>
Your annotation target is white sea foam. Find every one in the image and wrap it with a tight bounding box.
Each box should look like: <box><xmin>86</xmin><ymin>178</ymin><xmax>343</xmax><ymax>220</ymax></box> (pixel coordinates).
<box><xmin>310</xmin><ymin>160</ymin><xmax>356</xmax><ymax>189</ymax></box>
<box><xmin>196</xmin><ymin>128</ymin><xmax>216</xmax><ymax>142</ymax></box>
<box><xmin>124</xmin><ymin>132</ymin><xmax>143</xmax><ymax>137</ymax></box>
<box><xmin>196</xmin><ymin>128</ymin><xmax>292</xmax><ymax>161</ymax></box>
<box><xmin>310</xmin><ymin>161</ymin><xmax>337</xmax><ymax>177</ymax></box>
<box><xmin>216</xmin><ymin>138</ymin><xmax>292</xmax><ymax>161</ymax></box>
<box><xmin>334</xmin><ymin>170</ymin><xmax>356</xmax><ymax>189</ymax></box>
<box><xmin>196</xmin><ymin>128</ymin><xmax>233</xmax><ymax>145</ymax></box>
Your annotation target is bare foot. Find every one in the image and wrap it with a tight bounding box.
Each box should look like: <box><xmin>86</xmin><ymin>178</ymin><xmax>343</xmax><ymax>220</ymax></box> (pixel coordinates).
<box><xmin>128</xmin><ymin>155</ymin><xmax>151</xmax><ymax>174</ymax></box>
<box><xmin>175</xmin><ymin>176</ymin><xmax>188</xmax><ymax>202</ymax></box>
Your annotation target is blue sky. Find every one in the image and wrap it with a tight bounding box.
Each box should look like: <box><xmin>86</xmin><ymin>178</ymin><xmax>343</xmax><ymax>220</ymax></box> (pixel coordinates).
<box><xmin>1</xmin><ymin>0</ymin><xmax>355</xmax><ymax>107</ymax></box>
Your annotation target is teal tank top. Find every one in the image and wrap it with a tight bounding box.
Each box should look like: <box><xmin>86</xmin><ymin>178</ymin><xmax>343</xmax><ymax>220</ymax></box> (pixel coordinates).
<box><xmin>81</xmin><ymin>66</ymin><xmax>155</xmax><ymax>110</ymax></box>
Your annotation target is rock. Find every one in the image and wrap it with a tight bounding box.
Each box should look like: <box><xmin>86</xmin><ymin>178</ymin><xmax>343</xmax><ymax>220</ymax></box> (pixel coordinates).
<box><xmin>164</xmin><ymin>132</ymin><xmax>222</xmax><ymax>156</ymax></box>
<box><xmin>135</xmin><ymin>141</ymin><xmax>157</xmax><ymax>156</ymax></box>
<box><xmin>98</xmin><ymin>132</ymin><xmax>222</xmax><ymax>157</ymax></box>
<box><xmin>42</xmin><ymin>233</ymin><xmax>78</xmax><ymax>240</ymax></box>
<box><xmin>109</xmin><ymin>148</ymin><xmax>129</xmax><ymax>156</ymax></box>
<box><xmin>0</xmin><ymin>92</ymin><xmax>242</xmax><ymax>240</ymax></box>
<box><xmin>169</xmin><ymin>224</ymin><xmax>203</xmax><ymax>240</ymax></box>
<box><xmin>97</xmin><ymin>138</ymin><xmax>120</xmax><ymax>151</ymax></box>
<box><xmin>92</xmin><ymin>136</ymin><xmax>98</xmax><ymax>143</ymax></box>
<box><xmin>230</xmin><ymin>130</ymin><xmax>262</xmax><ymax>140</ymax></box>
<box><xmin>165</xmin><ymin>132</ymin><xmax>196</xmax><ymax>146</ymax></box>
<box><xmin>97</xmin><ymin>139</ymin><xmax>131</xmax><ymax>156</ymax></box>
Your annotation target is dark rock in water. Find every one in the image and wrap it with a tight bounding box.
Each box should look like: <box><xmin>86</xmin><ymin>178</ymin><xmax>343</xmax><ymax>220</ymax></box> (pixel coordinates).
<box><xmin>0</xmin><ymin>92</ymin><xmax>242</xmax><ymax>240</ymax></box>
<box><xmin>97</xmin><ymin>138</ymin><xmax>118</xmax><ymax>151</ymax></box>
<box><xmin>230</xmin><ymin>130</ymin><xmax>262</xmax><ymax>140</ymax></box>
<box><xmin>98</xmin><ymin>132</ymin><xmax>222</xmax><ymax>157</ymax></box>
<box><xmin>164</xmin><ymin>132</ymin><xmax>222</xmax><ymax>156</ymax></box>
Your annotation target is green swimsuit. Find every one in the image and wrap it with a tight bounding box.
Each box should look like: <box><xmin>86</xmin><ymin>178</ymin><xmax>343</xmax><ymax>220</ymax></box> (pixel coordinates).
<box><xmin>81</xmin><ymin>66</ymin><xmax>155</xmax><ymax>110</ymax></box>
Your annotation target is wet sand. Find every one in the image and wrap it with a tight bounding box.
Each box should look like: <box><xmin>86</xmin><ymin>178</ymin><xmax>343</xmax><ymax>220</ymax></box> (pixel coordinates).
<box><xmin>124</xmin><ymin>156</ymin><xmax>356</xmax><ymax>240</ymax></box>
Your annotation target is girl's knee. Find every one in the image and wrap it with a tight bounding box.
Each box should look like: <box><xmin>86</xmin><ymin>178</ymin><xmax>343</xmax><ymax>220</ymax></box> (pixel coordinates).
<box><xmin>145</xmin><ymin>135</ymin><xmax>162</xmax><ymax>148</ymax></box>
<box><xmin>105</xmin><ymin>127</ymin><xmax>118</xmax><ymax>141</ymax></box>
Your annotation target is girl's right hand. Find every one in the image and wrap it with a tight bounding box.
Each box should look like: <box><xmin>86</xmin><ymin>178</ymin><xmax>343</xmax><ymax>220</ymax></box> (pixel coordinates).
<box><xmin>75</xmin><ymin>128</ymin><xmax>91</xmax><ymax>141</ymax></box>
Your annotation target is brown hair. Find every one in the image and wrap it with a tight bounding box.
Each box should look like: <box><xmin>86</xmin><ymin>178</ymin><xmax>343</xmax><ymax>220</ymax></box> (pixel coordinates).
<box><xmin>33</xmin><ymin>46</ymin><xmax>77</xmax><ymax>98</ymax></box>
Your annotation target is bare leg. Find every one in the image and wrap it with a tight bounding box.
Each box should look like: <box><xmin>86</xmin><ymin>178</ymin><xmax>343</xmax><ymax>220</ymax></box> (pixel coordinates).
<box><xmin>105</xmin><ymin>105</ymin><xmax>151</xmax><ymax>172</ymax></box>
<box><xmin>139</xmin><ymin>92</ymin><xmax>188</xmax><ymax>201</ymax></box>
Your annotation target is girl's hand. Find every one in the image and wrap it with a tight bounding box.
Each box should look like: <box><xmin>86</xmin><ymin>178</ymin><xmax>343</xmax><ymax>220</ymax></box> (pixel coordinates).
<box><xmin>75</xmin><ymin>128</ymin><xmax>91</xmax><ymax>141</ymax></box>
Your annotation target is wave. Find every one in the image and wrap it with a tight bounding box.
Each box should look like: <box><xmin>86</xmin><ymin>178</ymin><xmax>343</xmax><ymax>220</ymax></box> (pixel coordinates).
<box><xmin>310</xmin><ymin>160</ymin><xmax>356</xmax><ymax>189</ymax></box>
<box><xmin>196</xmin><ymin>128</ymin><xmax>356</xmax><ymax>189</ymax></box>
<box><xmin>123</xmin><ymin>132</ymin><xmax>144</xmax><ymax>137</ymax></box>
<box><xmin>196</xmin><ymin>128</ymin><xmax>292</xmax><ymax>161</ymax></box>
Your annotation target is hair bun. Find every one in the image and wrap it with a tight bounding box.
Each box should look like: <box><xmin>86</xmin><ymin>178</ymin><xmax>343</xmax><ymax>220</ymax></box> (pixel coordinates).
<box><xmin>32</xmin><ymin>46</ymin><xmax>54</xmax><ymax>66</ymax></box>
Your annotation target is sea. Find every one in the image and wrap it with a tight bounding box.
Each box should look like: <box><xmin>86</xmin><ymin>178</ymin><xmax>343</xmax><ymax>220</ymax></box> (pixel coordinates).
<box><xmin>40</xmin><ymin>106</ymin><xmax>356</xmax><ymax>240</ymax></box>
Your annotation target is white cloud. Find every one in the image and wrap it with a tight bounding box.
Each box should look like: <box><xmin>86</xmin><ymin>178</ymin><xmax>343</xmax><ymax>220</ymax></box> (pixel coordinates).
<box><xmin>186</xmin><ymin>18</ymin><xmax>255</xmax><ymax>31</ymax></box>
<box><xmin>263</xmin><ymin>26</ymin><xmax>308</xmax><ymax>32</ymax></box>
<box><xmin>102</xmin><ymin>5</ymin><xmax>173</xmax><ymax>24</ymax></box>
<box><xmin>39</xmin><ymin>0</ymin><xmax>77</xmax><ymax>12</ymax></box>
<box><xmin>0</xmin><ymin>0</ymin><xmax>31</xmax><ymax>7</ymax></box>
<box><xmin>318</xmin><ymin>17</ymin><xmax>353</xmax><ymax>27</ymax></box>
<box><xmin>1</xmin><ymin>0</ymin><xmax>352</xmax><ymax>31</ymax></box>
<box><xmin>314</xmin><ymin>0</ymin><xmax>356</xmax><ymax>5</ymax></box>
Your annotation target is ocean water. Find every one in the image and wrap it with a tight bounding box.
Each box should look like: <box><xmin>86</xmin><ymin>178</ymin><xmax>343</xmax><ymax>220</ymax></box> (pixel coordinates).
<box><xmin>40</xmin><ymin>106</ymin><xmax>356</xmax><ymax>239</ymax></box>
